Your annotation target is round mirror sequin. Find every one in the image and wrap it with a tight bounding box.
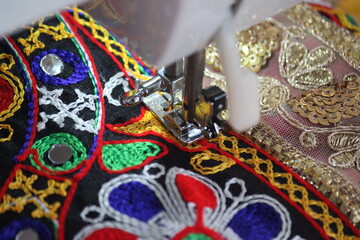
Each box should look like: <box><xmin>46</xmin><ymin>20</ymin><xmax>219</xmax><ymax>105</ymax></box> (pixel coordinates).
<box><xmin>40</xmin><ymin>54</ymin><xmax>64</xmax><ymax>76</ymax></box>
<box><xmin>48</xmin><ymin>143</ymin><xmax>73</xmax><ymax>165</ymax></box>
<box><xmin>16</xmin><ymin>228</ymin><xmax>39</xmax><ymax>240</ymax></box>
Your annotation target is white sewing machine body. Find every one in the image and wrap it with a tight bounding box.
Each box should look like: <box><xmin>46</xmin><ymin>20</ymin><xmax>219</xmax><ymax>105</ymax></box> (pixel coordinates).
<box><xmin>0</xmin><ymin>0</ymin><xmax>301</xmax><ymax>143</ymax></box>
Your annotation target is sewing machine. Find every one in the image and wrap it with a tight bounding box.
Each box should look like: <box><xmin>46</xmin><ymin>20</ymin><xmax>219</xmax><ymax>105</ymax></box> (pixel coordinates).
<box><xmin>0</xmin><ymin>0</ymin><xmax>301</xmax><ymax>143</ymax></box>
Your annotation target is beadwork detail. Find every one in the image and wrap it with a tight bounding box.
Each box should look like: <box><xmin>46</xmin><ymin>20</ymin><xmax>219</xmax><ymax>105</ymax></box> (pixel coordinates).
<box><xmin>328</xmin><ymin>132</ymin><xmax>360</xmax><ymax>170</ymax></box>
<box><xmin>259</xmin><ymin>77</ymin><xmax>290</xmax><ymax>113</ymax></box>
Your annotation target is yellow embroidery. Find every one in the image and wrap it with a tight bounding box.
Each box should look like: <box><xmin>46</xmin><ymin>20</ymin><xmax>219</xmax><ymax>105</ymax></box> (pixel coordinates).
<box><xmin>71</xmin><ymin>7</ymin><xmax>151</xmax><ymax>80</ymax></box>
<box><xmin>113</xmin><ymin>110</ymin><xmax>202</xmax><ymax>150</ymax></box>
<box><xmin>17</xmin><ymin>20</ymin><xmax>73</xmax><ymax>55</ymax></box>
<box><xmin>190</xmin><ymin>150</ymin><xmax>235</xmax><ymax>175</ymax></box>
<box><xmin>0</xmin><ymin>169</ymin><xmax>71</xmax><ymax>220</ymax></box>
<box><xmin>0</xmin><ymin>124</ymin><xmax>14</xmax><ymax>143</ymax></box>
<box><xmin>248</xmin><ymin>123</ymin><xmax>360</xmax><ymax>227</ymax></box>
<box><xmin>0</xmin><ymin>54</ymin><xmax>25</xmax><ymax>142</ymax></box>
<box><xmin>210</xmin><ymin>134</ymin><xmax>357</xmax><ymax>239</ymax></box>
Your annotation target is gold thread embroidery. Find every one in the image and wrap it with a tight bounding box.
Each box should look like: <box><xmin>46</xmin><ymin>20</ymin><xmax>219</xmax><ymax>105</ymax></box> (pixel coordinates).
<box><xmin>285</xmin><ymin>3</ymin><xmax>360</xmax><ymax>71</ymax></box>
<box><xmin>278</xmin><ymin>27</ymin><xmax>335</xmax><ymax>90</ymax></box>
<box><xmin>71</xmin><ymin>7</ymin><xmax>151</xmax><ymax>80</ymax></box>
<box><xmin>17</xmin><ymin>20</ymin><xmax>73</xmax><ymax>55</ymax></box>
<box><xmin>328</xmin><ymin>132</ymin><xmax>360</xmax><ymax>170</ymax></box>
<box><xmin>259</xmin><ymin>76</ymin><xmax>290</xmax><ymax>113</ymax></box>
<box><xmin>212</xmin><ymin>133</ymin><xmax>360</xmax><ymax>237</ymax></box>
<box><xmin>190</xmin><ymin>149</ymin><xmax>235</xmax><ymax>175</ymax></box>
<box><xmin>0</xmin><ymin>169</ymin><xmax>72</xmax><ymax>220</ymax></box>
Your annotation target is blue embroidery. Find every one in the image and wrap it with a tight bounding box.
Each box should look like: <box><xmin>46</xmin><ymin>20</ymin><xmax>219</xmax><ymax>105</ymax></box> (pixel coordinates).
<box><xmin>0</xmin><ymin>219</ymin><xmax>53</xmax><ymax>240</ymax></box>
<box><xmin>228</xmin><ymin>202</ymin><xmax>282</xmax><ymax>240</ymax></box>
<box><xmin>109</xmin><ymin>181</ymin><xmax>164</xmax><ymax>222</ymax></box>
<box><xmin>31</xmin><ymin>49</ymin><xmax>89</xmax><ymax>85</ymax></box>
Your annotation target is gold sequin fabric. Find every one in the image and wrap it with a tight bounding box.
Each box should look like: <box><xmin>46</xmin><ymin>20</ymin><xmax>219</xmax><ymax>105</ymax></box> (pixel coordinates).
<box><xmin>288</xmin><ymin>78</ymin><xmax>360</xmax><ymax>126</ymax></box>
<box><xmin>285</xmin><ymin>3</ymin><xmax>360</xmax><ymax>71</ymax></box>
<box><xmin>205</xmin><ymin>21</ymin><xmax>282</xmax><ymax>72</ymax></box>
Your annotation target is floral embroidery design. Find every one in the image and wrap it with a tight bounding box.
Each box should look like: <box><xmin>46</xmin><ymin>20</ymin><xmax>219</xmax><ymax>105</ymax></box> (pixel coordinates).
<box><xmin>76</xmin><ymin>165</ymin><xmax>292</xmax><ymax>240</ymax></box>
<box><xmin>278</xmin><ymin>26</ymin><xmax>335</xmax><ymax>90</ymax></box>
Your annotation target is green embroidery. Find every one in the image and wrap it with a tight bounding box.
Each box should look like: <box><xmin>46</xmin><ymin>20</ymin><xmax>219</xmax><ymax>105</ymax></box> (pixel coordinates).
<box><xmin>30</xmin><ymin>133</ymin><xmax>87</xmax><ymax>172</ymax></box>
<box><xmin>102</xmin><ymin>142</ymin><xmax>161</xmax><ymax>171</ymax></box>
<box><xmin>182</xmin><ymin>233</ymin><xmax>213</xmax><ymax>240</ymax></box>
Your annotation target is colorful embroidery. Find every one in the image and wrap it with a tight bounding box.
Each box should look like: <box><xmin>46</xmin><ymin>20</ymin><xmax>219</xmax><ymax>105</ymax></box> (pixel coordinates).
<box><xmin>0</xmin><ymin>169</ymin><xmax>71</xmax><ymax>220</ymax></box>
<box><xmin>17</xmin><ymin>20</ymin><xmax>73</xmax><ymax>55</ymax></box>
<box><xmin>29</xmin><ymin>133</ymin><xmax>87</xmax><ymax>173</ymax></box>
<box><xmin>0</xmin><ymin>5</ymin><xmax>359</xmax><ymax>240</ymax></box>
<box><xmin>111</xmin><ymin>110</ymin><xmax>203</xmax><ymax>150</ymax></box>
<box><xmin>70</xmin><ymin>7</ymin><xmax>154</xmax><ymax>80</ymax></box>
<box><xmin>248</xmin><ymin>123</ymin><xmax>360</xmax><ymax>228</ymax></box>
<box><xmin>211</xmin><ymin>134</ymin><xmax>356</xmax><ymax>239</ymax></box>
<box><xmin>31</xmin><ymin>49</ymin><xmax>89</xmax><ymax>85</ymax></box>
<box><xmin>75</xmin><ymin>165</ymin><xmax>293</xmax><ymax>240</ymax></box>
<box><xmin>102</xmin><ymin>141</ymin><xmax>162</xmax><ymax>171</ymax></box>
<box><xmin>0</xmin><ymin>53</ymin><xmax>25</xmax><ymax>142</ymax></box>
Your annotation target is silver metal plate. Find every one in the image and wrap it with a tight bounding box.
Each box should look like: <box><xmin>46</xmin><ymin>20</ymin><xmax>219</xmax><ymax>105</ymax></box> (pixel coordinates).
<box><xmin>40</xmin><ymin>54</ymin><xmax>64</xmax><ymax>76</ymax></box>
<box><xmin>16</xmin><ymin>228</ymin><xmax>39</xmax><ymax>240</ymax></box>
<box><xmin>48</xmin><ymin>144</ymin><xmax>73</xmax><ymax>165</ymax></box>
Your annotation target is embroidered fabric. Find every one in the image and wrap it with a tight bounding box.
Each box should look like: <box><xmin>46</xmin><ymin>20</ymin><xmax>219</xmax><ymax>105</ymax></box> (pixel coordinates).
<box><xmin>0</xmin><ymin>3</ymin><xmax>359</xmax><ymax>240</ymax></box>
